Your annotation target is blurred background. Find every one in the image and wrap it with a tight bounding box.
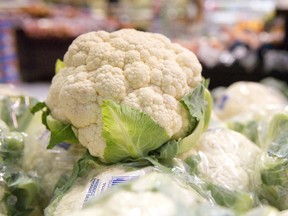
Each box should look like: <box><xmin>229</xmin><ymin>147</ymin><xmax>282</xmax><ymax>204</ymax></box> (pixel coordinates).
<box><xmin>0</xmin><ymin>0</ymin><xmax>287</xmax><ymax>90</ymax></box>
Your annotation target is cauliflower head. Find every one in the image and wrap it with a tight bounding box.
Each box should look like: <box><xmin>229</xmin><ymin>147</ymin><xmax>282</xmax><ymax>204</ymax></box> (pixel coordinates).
<box><xmin>65</xmin><ymin>172</ymin><xmax>209</xmax><ymax>216</ymax></box>
<box><xmin>46</xmin><ymin>29</ymin><xmax>204</xmax><ymax>162</ymax></box>
<box><xmin>194</xmin><ymin>128</ymin><xmax>261</xmax><ymax>192</ymax></box>
<box><xmin>214</xmin><ymin>81</ymin><xmax>288</xmax><ymax>121</ymax></box>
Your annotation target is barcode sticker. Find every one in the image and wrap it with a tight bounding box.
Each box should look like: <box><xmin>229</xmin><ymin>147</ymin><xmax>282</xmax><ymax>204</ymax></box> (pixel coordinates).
<box><xmin>83</xmin><ymin>178</ymin><xmax>100</xmax><ymax>204</ymax></box>
<box><xmin>82</xmin><ymin>167</ymin><xmax>153</xmax><ymax>206</ymax></box>
<box><xmin>109</xmin><ymin>176</ymin><xmax>138</xmax><ymax>188</ymax></box>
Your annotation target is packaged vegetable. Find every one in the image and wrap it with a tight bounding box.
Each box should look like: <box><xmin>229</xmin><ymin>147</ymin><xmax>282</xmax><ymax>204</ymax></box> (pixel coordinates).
<box><xmin>255</xmin><ymin>108</ymin><xmax>288</xmax><ymax>211</ymax></box>
<box><xmin>0</xmin><ymin>85</ymin><xmax>86</xmax><ymax>215</ymax></box>
<box><xmin>213</xmin><ymin>81</ymin><xmax>288</xmax><ymax>121</ymax></box>
<box><xmin>44</xmin><ymin>155</ymin><xmax>159</xmax><ymax>216</ymax></box>
<box><xmin>58</xmin><ymin>172</ymin><xmax>219</xmax><ymax>216</ymax></box>
<box><xmin>212</xmin><ymin>81</ymin><xmax>288</xmax><ymax>148</ymax></box>
<box><xmin>178</xmin><ymin>127</ymin><xmax>262</xmax><ymax>212</ymax></box>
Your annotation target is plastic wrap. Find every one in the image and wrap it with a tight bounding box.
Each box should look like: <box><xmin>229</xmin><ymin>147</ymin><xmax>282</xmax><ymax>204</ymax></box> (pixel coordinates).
<box><xmin>212</xmin><ymin>81</ymin><xmax>288</xmax><ymax>148</ymax></box>
<box><xmin>256</xmin><ymin>154</ymin><xmax>288</xmax><ymax>210</ymax></box>
<box><xmin>64</xmin><ymin>172</ymin><xmax>232</xmax><ymax>216</ymax></box>
<box><xmin>178</xmin><ymin>127</ymin><xmax>262</xmax><ymax>212</ymax></box>
<box><xmin>0</xmin><ymin>118</ymin><xmax>41</xmax><ymax>216</ymax></box>
<box><xmin>0</xmin><ymin>85</ymin><xmax>38</xmax><ymax>132</ymax></box>
<box><xmin>210</xmin><ymin>83</ymin><xmax>288</xmax><ymax>212</ymax></box>
<box><xmin>0</xmin><ymin>85</ymin><xmax>86</xmax><ymax>215</ymax></box>
<box><xmin>254</xmin><ymin>108</ymin><xmax>288</xmax><ymax>211</ymax></box>
<box><xmin>44</xmin><ymin>157</ymin><xmax>160</xmax><ymax>216</ymax></box>
<box><xmin>213</xmin><ymin>81</ymin><xmax>288</xmax><ymax>121</ymax></box>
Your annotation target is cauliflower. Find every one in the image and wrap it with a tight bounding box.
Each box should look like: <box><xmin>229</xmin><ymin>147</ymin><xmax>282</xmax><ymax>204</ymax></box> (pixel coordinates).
<box><xmin>194</xmin><ymin>128</ymin><xmax>261</xmax><ymax>192</ymax></box>
<box><xmin>212</xmin><ymin>81</ymin><xmax>288</xmax><ymax>147</ymax></box>
<box><xmin>45</xmin><ymin>162</ymin><xmax>156</xmax><ymax>216</ymax></box>
<box><xmin>63</xmin><ymin>172</ymin><xmax>210</xmax><ymax>216</ymax></box>
<box><xmin>43</xmin><ymin>29</ymin><xmax>209</xmax><ymax>163</ymax></box>
<box><xmin>178</xmin><ymin>128</ymin><xmax>262</xmax><ymax>212</ymax></box>
<box><xmin>213</xmin><ymin>81</ymin><xmax>288</xmax><ymax>121</ymax></box>
<box><xmin>22</xmin><ymin>127</ymin><xmax>86</xmax><ymax>202</ymax></box>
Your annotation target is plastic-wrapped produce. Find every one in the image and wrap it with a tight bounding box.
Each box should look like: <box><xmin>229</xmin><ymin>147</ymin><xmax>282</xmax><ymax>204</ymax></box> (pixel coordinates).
<box><xmin>213</xmin><ymin>81</ymin><xmax>288</xmax><ymax>121</ymax></box>
<box><xmin>0</xmin><ymin>85</ymin><xmax>86</xmax><ymax>215</ymax></box>
<box><xmin>178</xmin><ymin>127</ymin><xmax>262</xmax><ymax>212</ymax></box>
<box><xmin>212</xmin><ymin>81</ymin><xmax>288</xmax><ymax>147</ymax></box>
<box><xmin>21</xmin><ymin>111</ymin><xmax>86</xmax><ymax>205</ymax></box>
<box><xmin>0</xmin><ymin>120</ymin><xmax>25</xmax><ymax>164</ymax></box>
<box><xmin>0</xmin><ymin>85</ymin><xmax>38</xmax><ymax>132</ymax></box>
<box><xmin>63</xmin><ymin>172</ymin><xmax>232</xmax><ymax>216</ymax></box>
<box><xmin>255</xmin><ymin>108</ymin><xmax>288</xmax><ymax>211</ymax></box>
<box><xmin>0</xmin><ymin>171</ymin><xmax>41</xmax><ymax>216</ymax></box>
<box><xmin>0</xmin><ymin>119</ymin><xmax>41</xmax><ymax>216</ymax></box>
<box><xmin>44</xmin><ymin>156</ymin><xmax>160</xmax><ymax>216</ymax></box>
<box><xmin>0</xmin><ymin>131</ymin><xmax>85</xmax><ymax>216</ymax></box>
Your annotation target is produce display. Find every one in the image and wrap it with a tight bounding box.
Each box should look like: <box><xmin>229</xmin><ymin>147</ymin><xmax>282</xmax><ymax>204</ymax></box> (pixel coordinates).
<box><xmin>1</xmin><ymin>28</ymin><xmax>288</xmax><ymax>216</ymax></box>
<box><xmin>0</xmin><ymin>85</ymin><xmax>86</xmax><ymax>215</ymax></box>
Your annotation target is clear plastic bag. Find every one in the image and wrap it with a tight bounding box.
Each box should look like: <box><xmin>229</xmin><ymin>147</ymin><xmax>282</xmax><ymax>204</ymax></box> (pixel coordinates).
<box><xmin>0</xmin><ymin>85</ymin><xmax>86</xmax><ymax>215</ymax></box>
<box><xmin>64</xmin><ymin>172</ymin><xmax>228</xmax><ymax>216</ymax></box>
<box><xmin>44</xmin><ymin>156</ymin><xmax>160</xmax><ymax>216</ymax></box>
<box><xmin>177</xmin><ymin>127</ymin><xmax>262</xmax><ymax>213</ymax></box>
<box><xmin>253</xmin><ymin>108</ymin><xmax>288</xmax><ymax>211</ymax></box>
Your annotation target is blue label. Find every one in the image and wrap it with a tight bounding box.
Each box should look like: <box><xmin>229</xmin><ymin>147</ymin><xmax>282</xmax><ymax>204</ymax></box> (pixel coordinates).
<box><xmin>218</xmin><ymin>94</ymin><xmax>228</xmax><ymax>110</ymax></box>
<box><xmin>108</xmin><ymin>176</ymin><xmax>138</xmax><ymax>188</ymax></box>
<box><xmin>83</xmin><ymin>178</ymin><xmax>100</xmax><ymax>204</ymax></box>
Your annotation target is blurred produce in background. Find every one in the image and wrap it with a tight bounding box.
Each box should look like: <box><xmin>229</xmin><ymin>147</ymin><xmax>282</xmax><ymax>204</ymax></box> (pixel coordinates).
<box><xmin>0</xmin><ymin>0</ymin><xmax>287</xmax><ymax>88</ymax></box>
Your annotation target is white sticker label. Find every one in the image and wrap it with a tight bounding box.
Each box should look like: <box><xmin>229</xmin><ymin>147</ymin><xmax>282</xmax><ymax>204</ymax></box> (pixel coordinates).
<box><xmin>83</xmin><ymin>167</ymin><xmax>153</xmax><ymax>206</ymax></box>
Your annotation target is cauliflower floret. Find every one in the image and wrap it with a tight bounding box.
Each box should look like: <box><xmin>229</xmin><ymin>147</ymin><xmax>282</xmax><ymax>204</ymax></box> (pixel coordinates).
<box><xmin>46</xmin><ymin>29</ymin><xmax>202</xmax><ymax>160</ymax></box>
<box><xmin>90</xmin><ymin>65</ymin><xmax>129</xmax><ymax>102</ymax></box>
<box><xmin>123</xmin><ymin>62</ymin><xmax>151</xmax><ymax>89</ymax></box>
<box><xmin>122</xmin><ymin>87</ymin><xmax>189</xmax><ymax>138</ymax></box>
<box><xmin>78</xmin><ymin>123</ymin><xmax>105</xmax><ymax>158</ymax></box>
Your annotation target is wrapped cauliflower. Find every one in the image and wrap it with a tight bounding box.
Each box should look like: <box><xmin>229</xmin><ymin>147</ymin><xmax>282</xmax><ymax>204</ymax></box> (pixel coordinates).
<box><xmin>0</xmin><ymin>85</ymin><xmax>86</xmax><ymax>215</ymax></box>
<box><xmin>44</xmin><ymin>156</ymin><xmax>159</xmax><ymax>216</ymax></box>
<box><xmin>33</xmin><ymin>29</ymin><xmax>212</xmax><ymax>163</ymax></box>
<box><xmin>59</xmin><ymin>172</ymin><xmax>217</xmax><ymax>216</ymax></box>
<box><xmin>192</xmin><ymin>128</ymin><xmax>261</xmax><ymax>192</ymax></box>
<box><xmin>178</xmin><ymin>128</ymin><xmax>262</xmax><ymax>212</ymax></box>
<box><xmin>213</xmin><ymin>81</ymin><xmax>288</xmax><ymax>121</ymax></box>
<box><xmin>255</xmin><ymin>107</ymin><xmax>288</xmax><ymax>211</ymax></box>
<box><xmin>212</xmin><ymin>81</ymin><xmax>288</xmax><ymax>147</ymax></box>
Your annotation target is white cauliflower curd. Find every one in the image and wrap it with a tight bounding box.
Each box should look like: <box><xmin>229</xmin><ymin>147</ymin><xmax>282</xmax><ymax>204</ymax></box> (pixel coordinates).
<box><xmin>45</xmin><ymin>29</ymin><xmax>207</xmax><ymax>163</ymax></box>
